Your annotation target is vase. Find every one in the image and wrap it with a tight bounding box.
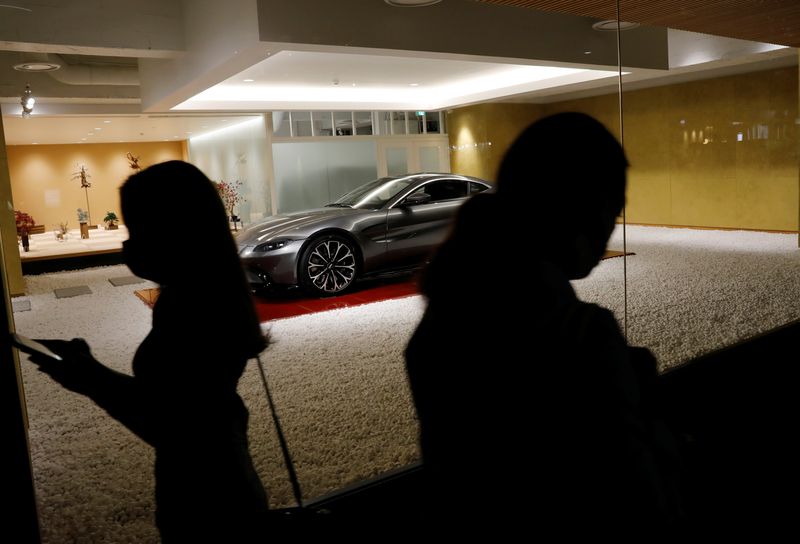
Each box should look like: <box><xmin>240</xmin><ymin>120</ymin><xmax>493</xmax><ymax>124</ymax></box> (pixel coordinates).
<box><xmin>80</xmin><ymin>222</ymin><xmax>90</xmax><ymax>239</ymax></box>
<box><xmin>21</xmin><ymin>232</ymin><xmax>29</xmax><ymax>252</ymax></box>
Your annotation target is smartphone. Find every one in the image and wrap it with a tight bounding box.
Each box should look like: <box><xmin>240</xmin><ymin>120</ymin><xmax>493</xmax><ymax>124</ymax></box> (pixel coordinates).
<box><xmin>9</xmin><ymin>333</ymin><xmax>63</xmax><ymax>361</ymax></box>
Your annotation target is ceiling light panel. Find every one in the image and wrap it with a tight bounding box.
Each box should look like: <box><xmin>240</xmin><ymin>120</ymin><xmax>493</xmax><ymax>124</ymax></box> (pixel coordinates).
<box><xmin>175</xmin><ymin>51</ymin><xmax>620</xmax><ymax>111</ymax></box>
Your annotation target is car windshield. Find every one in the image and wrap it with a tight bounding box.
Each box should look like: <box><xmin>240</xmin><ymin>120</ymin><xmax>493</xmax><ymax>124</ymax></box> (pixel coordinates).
<box><xmin>328</xmin><ymin>177</ymin><xmax>416</xmax><ymax>209</ymax></box>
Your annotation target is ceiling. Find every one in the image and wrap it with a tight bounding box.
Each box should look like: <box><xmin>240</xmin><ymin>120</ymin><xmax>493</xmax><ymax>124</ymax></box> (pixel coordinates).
<box><xmin>1</xmin><ymin>114</ymin><xmax>261</xmax><ymax>146</ymax></box>
<box><xmin>477</xmin><ymin>0</ymin><xmax>800</xmax><ymax>48</ymax></box>
<box><xmin>0</xmin><ymin>0</ymin><xmax>797</xmax><ymax>145</ymax></box>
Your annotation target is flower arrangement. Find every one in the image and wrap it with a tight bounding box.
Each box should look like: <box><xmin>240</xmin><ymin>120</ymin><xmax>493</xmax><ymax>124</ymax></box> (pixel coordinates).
<box><xmin>126</xmin><ymin>152</ymin><xmax>141</xmax><ymax>171</ymax></box>
<box><xmin>71</xmin><ymin>164</ymin><xmax>92</xmax><ymax>224</ymax></box>
<box><xmin>72</xmin><ymin>164</ymin><xmax>91</xmax><ymax>189</ymax></box>
<box><xmin>15</xmin><ymin>210</ymin><xmax>35</xmax><ymax>235</ymax></box>
<box><xmin>215</xmin><ymin>180</ymin><xmax>245</xmax><ymax>230</ymax></box>
<box><xmin>57</xmin><ymin>222</ymin><xmax>69</xmax><ymax>241</ymax></box>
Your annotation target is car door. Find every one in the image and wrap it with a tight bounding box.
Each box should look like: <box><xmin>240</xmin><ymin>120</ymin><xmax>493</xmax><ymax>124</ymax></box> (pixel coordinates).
<box><xmin>383</xmin><ymin>178</ymin><xmax>469</xmax><ymax>270</ymax></box>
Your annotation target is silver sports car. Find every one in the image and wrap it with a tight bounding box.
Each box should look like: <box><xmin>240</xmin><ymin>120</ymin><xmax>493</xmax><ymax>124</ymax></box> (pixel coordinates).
<box><xmin>237</xmin><ymin>173</ymin><xmax>491</xmax><ymax>295</ymax></box>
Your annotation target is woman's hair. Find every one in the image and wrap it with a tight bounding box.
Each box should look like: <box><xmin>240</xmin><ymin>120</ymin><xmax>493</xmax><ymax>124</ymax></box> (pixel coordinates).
<box><xmin>121</xmin><ymin>161</ymin><xmax>267</xmax><ymax>357</ymax></box>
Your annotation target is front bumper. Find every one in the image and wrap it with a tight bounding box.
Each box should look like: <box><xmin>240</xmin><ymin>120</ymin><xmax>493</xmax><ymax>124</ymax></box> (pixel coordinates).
<box><xmin>239</xmin><ymin>239</ymin><xmax>306</xmax><ymax>287</ymax></box>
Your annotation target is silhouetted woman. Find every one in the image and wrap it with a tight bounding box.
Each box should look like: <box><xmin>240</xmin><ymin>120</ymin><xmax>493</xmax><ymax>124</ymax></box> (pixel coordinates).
<box><xmin>405</xmin><ymin>113</ymin><xmax>683</xmax><ymax>537</ymax></box>
<box><xmin>29</xmin><ymin>161</ymin><xmax>268</xmax><ymax>542</ymax></box>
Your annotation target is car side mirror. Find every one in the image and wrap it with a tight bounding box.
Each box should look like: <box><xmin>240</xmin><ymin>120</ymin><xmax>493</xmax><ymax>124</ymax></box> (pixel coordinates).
<box><xmin>402</xmin><ymin>192</ymin><xmax>432</xmax><ymax>207</ymax></box>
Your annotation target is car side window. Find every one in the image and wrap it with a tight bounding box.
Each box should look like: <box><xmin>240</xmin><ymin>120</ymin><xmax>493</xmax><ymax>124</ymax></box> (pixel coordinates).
<box><xmin>470</xmin><ymin>181</ymin><xmax>490</xmax><ymax>194</ymax></box>
<box><xmin>407</xmin><ymin>179</ymin><xmax>468</xmax><ymax>203</ymax></box>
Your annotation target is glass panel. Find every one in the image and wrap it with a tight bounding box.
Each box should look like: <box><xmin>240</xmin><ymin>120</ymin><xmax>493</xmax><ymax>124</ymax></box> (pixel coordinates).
<box><xmin>272</xmin><ymin>111</ymin><xmax>290</xmax><ymax>137</ymax></box>
<box><xmin>312</xmin><ymin>112</ymin><xmax>333</xmax><ymax>136</ymax></box>
<box><xmin>424</xmin><ymin>111</ymin><xmax>441</xmax><ymax>134</ymax></box>
<box><xmin>378</xmin><ymin>111</ymin><xmax>392</xmax><ymax>135</ymax></box>
<box><xmin>187</xmin><ymin>116</ymin><xmax>272</xmax><ymax>225</ymax></box>
<box><xmin>469</xmin><ymin>181</ymin><xmax>489</xmax><ymax>194</ymax></box>
<box><xmin>386</xmin><ymin>147</ymin><xmax>408</xmax><ymax>176</ymax></box>
<box><xmin>273</xmin><ymin>140</ymin><xmax>378</xmax><ymax>213</ymax></box>
<box><xmin>291</xmin><ymin>111</ymin><xmax>312</xmax><ymax>137</ymax></box>
<box><xmin>407</xmin><ymin>111</ymin><xmax>422</xmax><ymax>134</ymax></box>
<box><xmin>392</xmin><ymin>111</ymin><xmax>406</xmax><ymax>135</ymax></box>
<box><xmin>334</xmin><ymin>112</ymin><xmax>353</xmax><ymax>136</ymax></box>
<box><xmin>354</xmin><ymin>111</ymin><xmax>373</xmax><ymax>135</ymax></box>
<box><xmin>419</xmin><ymin>146</ymin><xmax>440</xmax><ymax>172</ymax></box>
<box><xmin>617</xmin><ymin>12</ymin><xmax>800</xmax><ymax>370</ymax></box>
<box><xmin>408</xmin><ymin>179</ymin><xmax>467</xmax><ymax>202</ymax></box>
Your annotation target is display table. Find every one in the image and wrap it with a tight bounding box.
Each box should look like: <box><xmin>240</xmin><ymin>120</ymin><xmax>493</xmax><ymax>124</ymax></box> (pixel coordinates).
<box><xmin>18</xmin><ymin>226</ymin><xmax>129</xmax><ymax>274</ymax></box>
<box><xmin>18</xmin><ymin>226</ymin><xmax>128</xmax><ymax>261</ymax></box>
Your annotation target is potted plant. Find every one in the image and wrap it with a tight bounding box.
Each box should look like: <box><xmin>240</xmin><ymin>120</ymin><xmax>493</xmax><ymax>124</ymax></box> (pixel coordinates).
<box><xmin>15</xmin><ymin>210</ymin><xmax>35</xmax><ymax>252</ymax></box>
<box><xmin>104</xmin><ymin>211</ymin><xmax>119</xmax><ymax>230</ymax></box>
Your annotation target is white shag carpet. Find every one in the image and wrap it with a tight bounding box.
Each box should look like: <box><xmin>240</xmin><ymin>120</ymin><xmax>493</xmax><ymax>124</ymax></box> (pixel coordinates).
<box><xmin>12</xmin><ymin>225</ymin><xmax>800</xmax><ymax>543</ymax></box>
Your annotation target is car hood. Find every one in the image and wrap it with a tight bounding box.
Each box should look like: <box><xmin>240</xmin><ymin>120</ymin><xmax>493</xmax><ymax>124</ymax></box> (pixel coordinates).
<box><xmin>235</xmin><ymin>207</ymin><xmax>362</xmax><ymax>244</ymax></box>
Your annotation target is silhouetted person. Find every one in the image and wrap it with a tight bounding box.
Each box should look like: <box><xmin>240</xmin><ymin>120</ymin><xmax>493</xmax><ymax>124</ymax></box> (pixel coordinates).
<box><xmin>28</xmin><ymin>161</ymin><xmax>268</xmax><ymax>542</ymax></box>
<box><xmin>405</xmin><ymin>113</ymin><xmax>683</xmax><ymax>538</ymax></box>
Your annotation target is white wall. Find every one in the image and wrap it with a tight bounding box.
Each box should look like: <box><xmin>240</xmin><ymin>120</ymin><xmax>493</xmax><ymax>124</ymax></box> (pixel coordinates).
<box><xmin>187</xmin><ymin>116</ymin><xmax>272</xmax><ymax>224</ymax></box>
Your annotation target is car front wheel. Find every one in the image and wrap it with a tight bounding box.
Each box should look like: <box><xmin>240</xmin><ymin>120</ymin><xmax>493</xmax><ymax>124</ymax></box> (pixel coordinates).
<box><xmin>300</xmin><ymin>235</ymin><xmax>358</xmax><ymax>296</ymax></box>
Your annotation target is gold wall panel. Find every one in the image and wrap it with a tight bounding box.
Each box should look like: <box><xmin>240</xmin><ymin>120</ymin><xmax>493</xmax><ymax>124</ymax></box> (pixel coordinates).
<box><xmin>447</xmin><ymin>102</ymin><xmax>544</xmax><ymax>183</ymax></box>
<box><xmin>7</xmin><ymin>142</ymin><xmax>184</xmax><ymax>231</ymax></box>
<box><xmin>449</xmin><ymin>65</ymin><xmax>799</xmax><ymax>231</ymax></box>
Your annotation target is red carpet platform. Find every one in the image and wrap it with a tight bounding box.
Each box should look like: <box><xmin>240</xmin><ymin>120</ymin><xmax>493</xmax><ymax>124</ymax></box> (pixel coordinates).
<box><xmin>134</xmin><ymin>278</ymin><xmax>419</xmax><ymax>322</ymax></box>
<box><xmin>253</xmin><ymin>278</ymin><xmax>419</xmax><ymax>322</ymax></box>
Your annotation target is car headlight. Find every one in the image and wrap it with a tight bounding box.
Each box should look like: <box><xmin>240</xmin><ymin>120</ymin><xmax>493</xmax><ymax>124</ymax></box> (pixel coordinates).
<box><xmin>253</xmin><ymin>240</ymin><xmax>291</xmax><ymax>253</ymax></box>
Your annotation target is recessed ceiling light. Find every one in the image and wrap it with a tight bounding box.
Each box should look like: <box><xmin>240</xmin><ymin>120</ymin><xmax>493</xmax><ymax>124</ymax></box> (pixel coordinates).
<box><xmin>409</xmin><ymin>83</ymin><xmax>420</xmax><ymax>87</ymax></box>
<box><xmin>243</xmin><ymin>78</ymin><xmax>255</xmax><ymax>82</ymax></box>
<box><xmin>94</xmin><ymin>127</ymin><xmax>101</xmax><ymax>130</ymax></box>
<box><xmin>32</xmin><ymin>142</ymin><xmax>38</xmax><ymax>145</ymax></box>
<box><xmin>185</xmin><ymin>131</ymin><xmax>193</xmax><ymax>134</ymax></box>
<box><xmin>88</xmin><ymin>133</ymin><xmax>94</xmax><ymax>136</ymax></box>
<box><xmin>13</xmin><ymin>62</ymin><xmax>60</xmax><ymax>72</ymax></box>
<box><xmin>591</xmin><ymin>20</ymin><xmax>640</xmax><ymax>32</ymax></box>
<box><xmin>385</xmin><ymin>0</ymin><xmax>442</xmax><ymax>7</ymax></box>
<box><xmin>81</xmin><ymin>138</ymin><xmax>86</xmax><ymax>141</ymax></box>
<box><xmin>103</xmin><ymin>120</ymin><xmax>111</xmax><ymax>123</ymax></box>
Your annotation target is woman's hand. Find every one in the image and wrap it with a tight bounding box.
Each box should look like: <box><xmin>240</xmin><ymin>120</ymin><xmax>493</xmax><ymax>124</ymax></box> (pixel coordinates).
<box><xmin>28</xmin><ymin>338</ymin><xmax>106</xmax><ymax>395</ymax></box>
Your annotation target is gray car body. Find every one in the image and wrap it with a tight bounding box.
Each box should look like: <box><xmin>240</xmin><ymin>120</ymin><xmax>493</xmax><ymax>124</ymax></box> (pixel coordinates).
<box><xmin>236</xmin><ymin>173</ymin><xmax>491</xmax><ymax>289</ymax></box>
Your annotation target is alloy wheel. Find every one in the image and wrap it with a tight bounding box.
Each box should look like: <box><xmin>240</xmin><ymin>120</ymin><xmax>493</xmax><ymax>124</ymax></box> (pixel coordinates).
<box><xmin>306</xmin><ymin>239</ymin><xmax>356</xmax><ymax>293</ymax></box>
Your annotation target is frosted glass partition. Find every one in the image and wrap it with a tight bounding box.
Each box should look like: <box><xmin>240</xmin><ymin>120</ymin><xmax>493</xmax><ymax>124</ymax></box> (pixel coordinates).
<box><xmin>419</xmin><ymin>146</ymin><xmax>439</xmax><ymax>172</ymax></box>
<box><xmin>188</xmin><ymin>116</ymin><xmax>272</xmax><ymax>225</ymax></box>
<box><xmin>273</xmin><ymin>140</ymin><xmax>378</xmax><ymax>213</ymax></box>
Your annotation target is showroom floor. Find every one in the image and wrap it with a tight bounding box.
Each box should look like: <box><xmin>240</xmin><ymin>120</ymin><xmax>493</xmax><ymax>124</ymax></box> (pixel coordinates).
<box><xmin>11</xmin><ymin>225</ymin><xmax>800</xmax><ymax>543</ymax></box>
